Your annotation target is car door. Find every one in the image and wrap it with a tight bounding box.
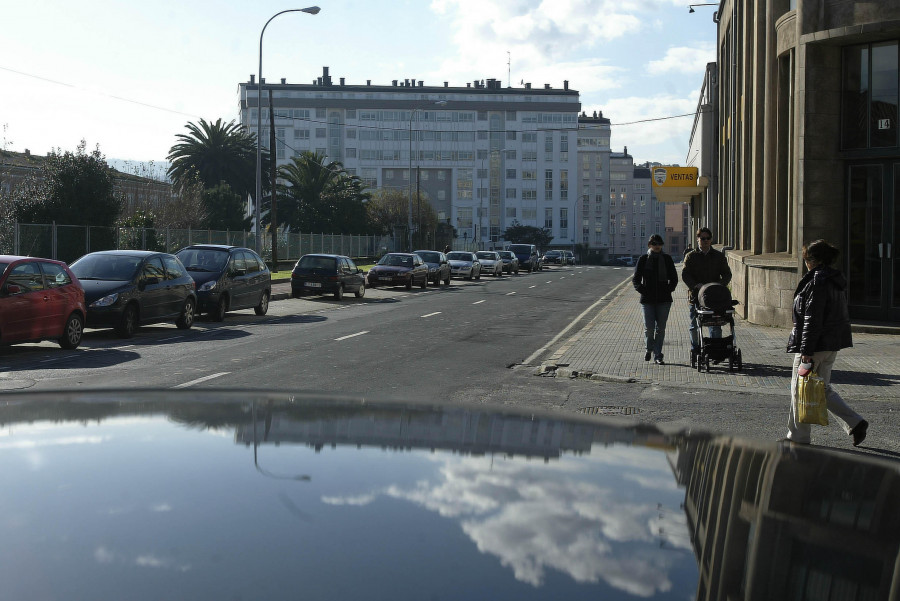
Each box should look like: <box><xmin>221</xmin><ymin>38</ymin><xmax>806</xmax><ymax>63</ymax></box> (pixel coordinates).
<box><xmin>139</xmin><ymin>256</ymin><xmax>169</xmax><ymax>322</ymax></box>
<box><xmin>161</xmin><ymin>255</ymin><xmax>190</xmax><ymax>316</ymax></box>
<box><xmin>231</xmin><ymin>251</ymin><xmax>254</xmax><ymax>309</ymax></box>
<box><xmin>0</xmin><ymin>261</ymin><xmax>47</xmax><ymax>341</ymax></box>
<box><xmin>247</xmin><ymin>250</ymin><xmax>270</xmax><ymax>307</ymax></box>
<box><xmin>38</xmin><ymin>261</ymin><xmax>74</xmax><ymax>337</ymax></box>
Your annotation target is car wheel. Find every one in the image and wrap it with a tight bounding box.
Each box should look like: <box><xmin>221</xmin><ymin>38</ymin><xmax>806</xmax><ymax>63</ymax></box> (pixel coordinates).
<box><xmin>420</xmin><ymin>274</ymin><xmax>427</xmax><ymax>289</ymax></box>
<box><xmin>58</xmin><ymin>312</ymin><xmax>84</xmax><ymax>349</ymax></box>
<box><xmin>475</xmin><ymin>270</ymin><xmax>481</xmax><ymax>280</ymax></box>
<box><xmin>465</xmin><ymin>272</ymin><xmax>472</xmax><ymax>280</ymax></box>
<box><xmin>515</xmin><ymin>267</ymin><xmax>519</xmax><ymax>274</ymax></box>
<box><xmin>355</xmin><ymin>282</ymin><xmax>366</xmax><ymax>298</ymax></box>
<box><xmin>176</xmin><ymin>297</ymin><xmax>195</xmax><ymax>329</ymax></box>
<box><xmin>405</xmin><ymin>279</ymin><xmax>413</xmax><ymax>290</ymax></box>
<box><xmin>213</xmin><ymin>296</ymin><xmax>227</xmax><ymax>322</ymax></box>
<box><xmin>254</xmin><ymin>291</ymin><xmax>269</xmax><ymax>315</ymax></box>
<box><xmin>115</xmin><ymin>304</ymin><xmax>138</xmax><ymax>338</ymax></box>
<box><xmin>335</xmin><ymin>284</ymin><xmax>344</xmax><ymax>300</ymax></box>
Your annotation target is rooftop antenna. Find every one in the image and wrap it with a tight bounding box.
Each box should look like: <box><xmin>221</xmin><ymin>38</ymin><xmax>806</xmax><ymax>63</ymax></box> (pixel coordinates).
<box><xmin>507</xmin><ymin>50</ymin><xmax>511</xmax><ymax>87</ymax></box>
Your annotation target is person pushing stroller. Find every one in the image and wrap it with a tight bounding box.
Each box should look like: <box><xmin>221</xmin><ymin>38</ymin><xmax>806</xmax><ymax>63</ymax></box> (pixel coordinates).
<box><xmin>682</xmin><ymin>227</ymin><xmax>732</xmax><ymax>358</ymax></box>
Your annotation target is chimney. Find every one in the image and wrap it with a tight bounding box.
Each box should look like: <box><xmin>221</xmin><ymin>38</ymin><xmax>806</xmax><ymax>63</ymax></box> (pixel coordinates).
<box><xmin>624</xmin><ymin>146</ymin><xmax>628</xmax><ymax>155</ymax></box>
<box><xmin>250</xmin><ymin>74</ymin><xmax>255</xmax><ymax>84</ymax></box>
<box><xmin>444</xmin><ymin>81</ymin><xmax>448</xmax><ymax>87</ymax></box>
<box><xmin>418</xmin><ymin>81</ymin><xmax>424</xmax><ymax>87</ymax></box>
<box><xmin>405</xmin><ymin>79</ymin><xmax>410</xmax><ymax>86</ymax></box>
<box><xmin>280</xmin><ymin>78</ymin><xmax>286</xmax><ymax>84</ymax></box>
<box><xmin>24</xmin><ymin>149</ymin><xmax>30</xmax><ymax>156</ymax></box>
<box><xmin>392</xmin><ymin>79</ymin><xmax>398</xmax><ymax>86</ymax></box>
<box><xmin>563</xmin><ymin>80</ymin><xmax>568</xmax><ymax>90</ymax></box>
<box><xmin>411</xmin><ymin>79</ymin><xmax>416</xmax><ymax>86</ymax></box>
<box><xmin>467</xmin><ymin>83</ymin><xmax>471</xmax><ymax>87</ymax></box>
<box><xmin>317</xmin><ymin>77</ymin><xmax>322</xmax><ymax>85</ymax></box>
<box><xmin>544</xmin><ymin>84</ymin><xmax>550</xmax><ymax>89</ymax></box>
<box><xmin>599</xmin><ymin>111</ymin><xmax>603</xmax><ymax>118</ymax></box>
<box><xmin>593</xmin><ymin>111</ymin><xmax>597</xmax><ymax>118</ymax></box>
<box><xmin>322</xmin><ymin>66</ymin><xmax>331</xmax><ymax>86</ymax></box>
<box><xmin>525</xmin><ymin>82</ymin><xmax>531</xmax><ymax>89</ymax></box>
<box><xmin>367</xmin><ymin>80</ymin><xmax>371</xmax><ymax>85</ymax></box>
<box><xmin>260</xmin><ymin>77</ymin><xmax>266</xmax><ymax>84</ymax></box>
<box><xmin>340</xmin><ymin>77</ymin><xmax>345</xmax><ymax>85</ymax></box>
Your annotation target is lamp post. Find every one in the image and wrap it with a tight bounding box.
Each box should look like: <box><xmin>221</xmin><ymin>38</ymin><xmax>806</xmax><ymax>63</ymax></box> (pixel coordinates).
<box><xmin>688</xmin><ymin>3</ymin><xmax>717</xmax><ymax>12</ymax></box>
<box><xmin>255</xmin><ymin>6</ymin><xmax>321</xmax><ymax>255</ymax></box>
<box><xmin>407</xmin><ymin>101</ymin><xmax>447</xmax><ymax>251</ymax></box>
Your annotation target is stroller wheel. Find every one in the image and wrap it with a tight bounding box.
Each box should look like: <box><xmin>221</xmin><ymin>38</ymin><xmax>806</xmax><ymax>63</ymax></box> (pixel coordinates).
<box><xmin>705</xmin><ymin>355</ymin><xmax>711</xmax><ymax>372</ymax></box>
<box><xmin>737</xmin><ymin>349</ymin><xmax>743</xmax><ymax>371</ymax></box>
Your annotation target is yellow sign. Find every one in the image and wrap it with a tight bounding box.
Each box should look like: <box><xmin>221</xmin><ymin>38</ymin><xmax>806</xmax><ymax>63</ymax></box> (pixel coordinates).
<box><xmin>651</xmin><ymin>166</ymin><xmax>699</xmax><ymax>188</ymax></box>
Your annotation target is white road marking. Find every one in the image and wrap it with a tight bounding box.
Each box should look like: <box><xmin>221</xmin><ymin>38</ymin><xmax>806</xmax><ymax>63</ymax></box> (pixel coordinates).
<box><xmin>529</xmin><ymin>285</ymin><xmax>536</xmax><ymax>288</ymax></box>
<box><xmin>473</xmin><ymin>300</ymin><xmax>486</xmax><ymax>304</ymax></box>
<box><xmin>173</xmin><ymin>372</ymin><xmax>230</xmax><ymax>389</ymax></box>
<box><xmin>421</xmin><ymin>312</ymin><xmax>442</xmax><ymax>318</ymax></box>
<box><xmin>335</xmin><ymin>331</ymin><xmax>369</xmax><ymax>341</ymax></box>
<box><xmin>506</xmin><ymin>292</ymin><xmax>516</xmax><ymax>296</ymax></box>
<box><xmin>159</xmin><ymin>336</ymin><xmax>182</xmax><ymax>342</ymax></box>
<box><xmin>546</xmin><ymin>281</ymin><xmax>552</xmax><ymax>284</ymax></box>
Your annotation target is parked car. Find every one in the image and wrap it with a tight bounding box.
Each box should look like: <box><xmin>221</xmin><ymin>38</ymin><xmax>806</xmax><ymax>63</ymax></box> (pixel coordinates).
<box><xmin>175</xmin><ymin>245</ymin><xmax>271</xmax><ymax>321</ymax></box>
<box><xmin>0</xmin><ymin>255</ymin><xmax>86</xmax><ymax>349</ymax></box>
<box><xmin>413</xmin><ymin>250</ymin><xmax>451</xmax><ymax>286</ymax></box>
<box><xmin>69</xmin><ymin>250</ymin><xmax>196</xmax><ymax>338</ymax></box>
<box><xmin>497</xmin><ymin>250</ymin><xmax>519</xmax><ymax>274</ymax></box>
<box><xmin>291</xmin><ymin>254</ymin><xmax>366</xmax><ymax>300</ymax></box>
<box><xmin>615</xmin><ymin>256</ymin><xmax>636</xmax><ymax>267</ymax></box>
<box><xmin>446</xmin><ymin>251</ymin><xmax>482</xmax><ymax>280</ymax></box>
<box><xmin>508</xmin><ymin>244</ymin><xmax>542</xmax><ymax>272</ymax></box>
<box><xmin>475</xmin><ymin>251</ymin><xmax>503</xmax><ymax>276</ymax></box>
<box><xmin>563</xmin><ymin>250</ymin><xmax>576</xmax><ymax>265</ymax></box>
<box><xmin>542</xmin><ymin>250</ymin><xmax>564</xmax><ymax>265</ymax></box>
<box><xmin>367</xmin><ymin>253</ymin><xmax>428</xmax><ymax>290</ymax></box>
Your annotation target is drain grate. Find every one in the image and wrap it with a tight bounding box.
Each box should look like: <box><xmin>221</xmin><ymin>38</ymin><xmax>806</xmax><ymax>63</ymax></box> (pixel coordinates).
<box><xmin>578</xmin><ymin>405</ymin><xmax>642</xmax><ymax>416</ymax></box>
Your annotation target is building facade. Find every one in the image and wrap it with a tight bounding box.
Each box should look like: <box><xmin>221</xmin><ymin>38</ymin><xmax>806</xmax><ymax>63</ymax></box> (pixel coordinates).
<box><xmin>701</xmin><ymin>0</ymin><xmax>900</xmax><ymax>325</ymax></box>
<box><xmin>576</xmin><ymin>112</ymin><xmax>612</xmax><ymax>260</ymax></box>
<box><xmin>238</xmin><ymin>67</ymin><xmax>581</xmax><ymax>250</ymax></box>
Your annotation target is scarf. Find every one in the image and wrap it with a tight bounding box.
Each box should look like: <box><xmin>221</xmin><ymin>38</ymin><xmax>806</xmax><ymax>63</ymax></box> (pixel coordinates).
<box><xmin>646</xmin><ymin>250</ymin><xmax>668</xmax><ymax>283</ymax></box>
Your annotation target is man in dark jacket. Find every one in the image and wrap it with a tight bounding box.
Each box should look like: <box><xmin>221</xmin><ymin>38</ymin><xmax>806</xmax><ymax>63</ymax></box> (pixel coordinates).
<box><xmin>682</xmin><ymin>227</ymin><xmax>732</xmax><ymax>353</ymax></box>
<box><xmin>632</xmin><ymin>235</ymin><xmax>679</xmax><ymax>364</ymax></box>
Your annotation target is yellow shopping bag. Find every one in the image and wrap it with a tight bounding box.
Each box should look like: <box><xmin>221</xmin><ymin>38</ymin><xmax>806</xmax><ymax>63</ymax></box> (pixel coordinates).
<box><xmin>796</xmin><ymin>371</ymin><xmax>828</xmax><ymax>426</ymax></box>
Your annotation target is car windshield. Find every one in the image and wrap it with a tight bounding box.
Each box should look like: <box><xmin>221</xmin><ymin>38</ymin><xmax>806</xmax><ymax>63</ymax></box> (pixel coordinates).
<box><xmin>71</xmin><ymin>254</ymin><xmax>142</xmax><ymax>281</ymax></box>
<box><xmin>176</xmin><ymin>248</ymin><xmax>229</xmax><ymax>272</ymax></box>
<box><xmin>297</xmin><ymin>256</ymin><xmax>336</xmax><ymax>270</ymax></box>
<box><xmin>508</xmin><ymin>245</ymin><xmax>531</xmax><ymax>254</ymax></box>
<box><xmin>0</xmin><ymin>263</ymin><xmax>7</xmax><ymax>277</ymax></box>
<box><xmin>378</xmin><ymin>254</ymin><xmax>413</xmax><ymax>267</ymax></box>
<box><xmin>545</xmin><ymin>251</ymin><xmax>560</xmax><ymax>256</ymax></box>
<box><xmin>415</xmin><ymin>252</ymin><xmax>440</xmax><ymax>263</ymax></box>
<box><xmin>446</xmin><ymin>252</ymin><xmax>471</xmax><ymax>261</ymax></box>
<box><xmin>475</xmin><ymin>252</ymin><xmax>494</xmax><ymax>260</ymax></box>
<box><xmin>498</xmin><ymin>252</ymin><xmax>513</xmax><ymax>259</ymax></box>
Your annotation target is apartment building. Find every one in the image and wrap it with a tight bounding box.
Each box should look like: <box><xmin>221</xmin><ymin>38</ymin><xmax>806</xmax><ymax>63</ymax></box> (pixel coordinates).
<box><xmin>576</xmin><ymin>112</ymin><xmax>611</xmax><ymax>259</ymax></box>
<box><xmin>237</xmin><ymin>67</ymin><xmax>580</xmax><ymax>249</ymax></box>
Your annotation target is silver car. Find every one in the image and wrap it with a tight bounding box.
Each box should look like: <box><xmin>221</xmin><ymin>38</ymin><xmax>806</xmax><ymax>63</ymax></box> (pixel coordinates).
<box><xmin>446</xmin><ymin>251</ymin><xmax>481</xmax><ymax>280</ymax></box>
<box><xmin>475</xmin><ymin>251</ymin><xmax>503</xmax><ymax>276</ymax></box>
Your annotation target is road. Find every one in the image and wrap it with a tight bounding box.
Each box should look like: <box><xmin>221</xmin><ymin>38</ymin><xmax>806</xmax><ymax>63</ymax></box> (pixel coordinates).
<box><xmin>0</xmin><ymin>265</ymin><xmax>624</xmax><ymax>400</ymax></box>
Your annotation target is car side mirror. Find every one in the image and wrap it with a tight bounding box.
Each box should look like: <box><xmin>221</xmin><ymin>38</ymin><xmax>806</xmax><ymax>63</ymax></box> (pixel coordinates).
<box><xmin>4</xmin><ymin>283</ymin><xmax>21</xmax><ymax>295</ymax></box>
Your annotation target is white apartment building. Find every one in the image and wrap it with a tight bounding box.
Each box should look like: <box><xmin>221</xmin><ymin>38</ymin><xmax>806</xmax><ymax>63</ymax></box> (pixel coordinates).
<box><xmin>576</xmin><ymin>112</ymin><xmax>611</xmax><ymax>258</ymax></box>
<box><xmin>238</xmin><ymin>66</ymin><xmax>580</xmax><ymax>249</ymax></box>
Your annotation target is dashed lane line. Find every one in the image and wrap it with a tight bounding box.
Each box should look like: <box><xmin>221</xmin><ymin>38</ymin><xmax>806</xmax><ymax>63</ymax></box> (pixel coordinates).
<box><xmin>335</xmin><ymin>331</ymin><xmax>369</xmax><ymax>341</ymax></box>
<box><xmin>173</xmin><ymin>372</ymin><xmax>230</xmax><ymax>389</ymax></box>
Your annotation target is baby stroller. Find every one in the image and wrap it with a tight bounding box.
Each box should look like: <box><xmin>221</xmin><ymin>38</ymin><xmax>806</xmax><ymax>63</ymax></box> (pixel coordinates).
<box><xmin>690</xmin><ymin>283</ymin><xmax>743</xmax><ymax>372</ymax></box>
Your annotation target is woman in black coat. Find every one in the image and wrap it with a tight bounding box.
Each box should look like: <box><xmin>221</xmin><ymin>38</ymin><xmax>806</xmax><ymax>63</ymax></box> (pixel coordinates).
<box><xmin>786</xmin><ymin>239</ymin><xmax>868</xmax><ymax>446</ymax></box>
<box><xmin>632</xmin><ymin>234</ymin><xmax>679</xmax><ymax>365</ymax></box>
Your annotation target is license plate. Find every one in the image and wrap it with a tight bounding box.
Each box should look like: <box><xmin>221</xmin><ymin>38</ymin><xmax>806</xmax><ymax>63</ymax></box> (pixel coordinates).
<box><xmin>305</xmin><ymin>282</ymin><xmax>322</xmax><ymax>288</ymax></box>
<box><xmin>382</xmin><ymin>277</ymin><xmax>392</xmax><ymax>282</ymax></box>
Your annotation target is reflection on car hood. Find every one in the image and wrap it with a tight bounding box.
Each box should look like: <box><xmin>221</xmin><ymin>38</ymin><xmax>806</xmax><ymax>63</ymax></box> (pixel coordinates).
<box><xmin>1</xmin><ymin>390</ymin><xmax>897</xmax><ymax>600</ymax></box>
<box><xmin>78</xmin><ymin>279</ymin><xmax>132</xmax><ymax>302</ymax></box>
<box><xmin>184</xmin><ymin>270</ymin><xmax>219</xmax><ymax>286</ymax></box>
<box><xmin>370</xmin><ymin>266</ymin><xmax>411</xmax><ymax>273</ymax></box>
<box><xmin>448</xmin><ymin>260</ymin><xmax>473</xmax><ymax>265</ymax></box>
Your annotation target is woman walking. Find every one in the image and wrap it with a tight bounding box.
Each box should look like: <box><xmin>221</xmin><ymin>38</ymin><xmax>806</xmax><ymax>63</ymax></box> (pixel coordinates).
<box><xmin>632</xmin><ymin>234</ymin><xmax>679</xmax><ymax>365</ymax></box>
<box><xmin>786</xmin><ymin>240</ymin><xmax>868</xmax><ymax>446</ymax></box>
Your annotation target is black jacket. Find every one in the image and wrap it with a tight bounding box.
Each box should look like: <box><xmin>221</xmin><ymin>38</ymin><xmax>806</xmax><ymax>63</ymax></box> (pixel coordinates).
<box><xmin>632</xmin><ymin>251</ymin><xmax>678</xmax><ymax>304</ymax></box>
<box><xmin>682</xmin><ymin>247</ymin><xmax>731</xmax><ymax>303</ymax></box>
<box><xmin>786</xmin><ymin>265</ymin><xmax>853</xmax><ymax>355</ymax></box>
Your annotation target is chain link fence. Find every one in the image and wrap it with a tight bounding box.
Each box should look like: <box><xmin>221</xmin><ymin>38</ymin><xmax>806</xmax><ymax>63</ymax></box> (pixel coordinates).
<box><xmin>2</xmin><ymin>222</ymin><xmax>397</xmax><ymax>265</ymax></box>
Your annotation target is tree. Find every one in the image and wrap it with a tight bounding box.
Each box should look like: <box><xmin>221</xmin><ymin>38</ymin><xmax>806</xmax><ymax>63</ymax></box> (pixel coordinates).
<box><xmin>166</xmin><ymin>118</ymin><xmax>264</xmax><ymax>200</ymax></box>
<box><xmin>366</xmin><ymin>187</ymin><xmax>436</xmax><ymax>242</ymax></box>
<box><xmin>155</xmin><ymin>176</ymin><xmax>208</xmax><ymax>230</ymax></box>
<box><xmin>203</xmin><ymin>182</ymin><xmax>250</xmax><ymax>231</ymax></box>
<box><xmin>502</xmin><ymin>221</ymin><xmax>554</xmax><ymax>250</ymax></box>
<box><xmin>275</xmin><ymin>151</ymin><xmax>369</xmax><ymax>234</ymax></box>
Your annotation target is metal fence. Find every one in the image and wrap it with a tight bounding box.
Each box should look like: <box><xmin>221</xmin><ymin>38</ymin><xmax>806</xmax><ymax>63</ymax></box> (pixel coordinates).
<box><xmin>2</xmin><ymin>222</ymin><xmax>398</xmax><ymax>265</ymax></box>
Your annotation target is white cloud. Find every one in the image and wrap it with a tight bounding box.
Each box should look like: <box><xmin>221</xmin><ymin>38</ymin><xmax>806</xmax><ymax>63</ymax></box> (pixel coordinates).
<box><xmin>321</xmin><ymin>493</ymin><xmax>377</xmax><ymax>506</ymax></box>
<box><xmin>647</xmin><ymin>44</ymin><xmax>716</xmax><ymax>76</ymax></box>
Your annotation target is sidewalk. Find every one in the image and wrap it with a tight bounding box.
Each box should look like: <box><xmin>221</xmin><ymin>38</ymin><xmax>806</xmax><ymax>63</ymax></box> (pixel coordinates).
<box><xmin>542</xmin><ymin>274</ymin><xmax>900</xmax><ymax>401</ymax></box>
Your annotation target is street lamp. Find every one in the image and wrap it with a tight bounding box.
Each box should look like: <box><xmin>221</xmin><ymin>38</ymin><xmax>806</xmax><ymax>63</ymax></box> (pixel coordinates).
<box><xmin>255</xmin><ymin>6</ymin><xmax>321</xmax><ymax>255</ymax></box>
<box><xmin>407</xmin><ymin>100</ymin><xmax>447</xmax><ymax>251</ymax></box>
<box><xmin>688</xmin><ymin>3</ymin><xmax>717</xmax><ymax>12</ymax></box>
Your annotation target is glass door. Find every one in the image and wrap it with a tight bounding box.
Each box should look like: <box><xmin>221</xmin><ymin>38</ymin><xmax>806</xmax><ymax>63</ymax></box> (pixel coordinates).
<box><xmin>847</xmin><ymin>163</ymin><xmax>900</xmax><ymax>321</ymax></box>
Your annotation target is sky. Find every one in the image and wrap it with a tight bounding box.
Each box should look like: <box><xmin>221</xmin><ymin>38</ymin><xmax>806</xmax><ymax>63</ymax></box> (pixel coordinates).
<box><xmin>0</xmin><ymin>0</ymin><xmax>717</xmax><ymax>175</ymax></box>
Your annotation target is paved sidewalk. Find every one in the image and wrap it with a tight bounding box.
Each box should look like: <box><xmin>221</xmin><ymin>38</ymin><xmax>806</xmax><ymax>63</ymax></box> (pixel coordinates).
<box><xmin>542</xmin><ymin>273</ymin><xmax>900</xmax><ymax>401</ymax></box>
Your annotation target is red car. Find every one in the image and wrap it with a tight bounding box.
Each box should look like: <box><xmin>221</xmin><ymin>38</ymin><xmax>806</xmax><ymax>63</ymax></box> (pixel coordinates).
<box><xmin>0</xmin><ymin>255</ymin><xmax>86</xmax><ymax>349</ymax></box>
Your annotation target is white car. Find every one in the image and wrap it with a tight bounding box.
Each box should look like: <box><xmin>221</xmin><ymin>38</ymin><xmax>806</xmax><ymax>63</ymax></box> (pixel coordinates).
<box><xmin>475</xmin><ymin>251</ymin><xmax>503</xmax><ymax>276</ymax></box>
<box><xmin>446</xmin><ymin>251</ymin><xmax>482</xmax><ymax>280</ymax></box>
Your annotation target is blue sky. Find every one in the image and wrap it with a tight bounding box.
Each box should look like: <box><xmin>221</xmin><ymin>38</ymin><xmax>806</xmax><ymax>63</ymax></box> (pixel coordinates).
<box><xmin>0</xmin><ymin>0</ymin><xmax>717</xmax><ymax>171</ymax></box>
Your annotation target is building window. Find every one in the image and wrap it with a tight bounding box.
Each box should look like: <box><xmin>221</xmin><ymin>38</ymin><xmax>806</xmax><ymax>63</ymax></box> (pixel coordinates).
<box><xmin>478</xmin><ymin>130</ymin><xmax>488</xmax><ymax>140</ymax></box>
<box><xmin>295</xmin><ymin>129</ymin><xmax>310</xmax><ymax>139</ymax></box>
<box><xmin>346</xmin><ymin>129</ymin><xmax>356</xmax><ymax>139</ymax></box>
<box><xmin>477</xmin><ymin>111</ymin><xmax>488</xmax><ymax>121</ymax></box>
<box><xmin>544</xmin><ymin>134</ymin><xmax>553</xmax><ymax>154</ymax></box>
<box><xmin>522</xmin><ymin>132</ymin><xmax>537</xmax><ymax>143</ymax></box>
<box><xmin>506</xmin><ymin>206</ymin><xmax>516</xmax><ymax>218</ymax></box>
<box><xmin>421</xmin><ymin>171</ymin><xmax>429</xmax><ymax>181</ymax></box>
<box><xmin>506</xmin><ymin>169</ymin><xmax>516</xmax><ymax>179</ymax></box>
<box><xmin>437</xmin><ymin>170</ymin><xmax>446</xmax><ymax>181</ymax></box>
<box><xmin>506</xmin><ymin>111</ymin><xmax>517</xmax><ymax>121</ymax></box>
<box><xmin>842</xmin><ymin>42</ymin><xmax>899</xmax><ymax>149</ymax></box>
<box><xmin>316</xmin><ymin>128</ymin><xmax>326</xmax><ymax>138</ymax></box>
<box><xmin>506</xmin><ymin>131</ymin><xmax>517</xmax><ymax>141</ymax></box>
<box><xmin>522</xmin><ymin>170</ymin><xmax>536</xmax><ymax>180</ymax></box>
<box><xmin>345</xmin><ymin>148</ymin><xmax>356</xmax><ymax>158</ymax></box>
<box><xmin>506</xmin><ymin>188</ymin><xmax>517</xmax><ymax>199</ymax></box>
<box><xmin>544</xmin><ymin>208</ymin><xmax>553</xmax><ymax>229</ymax></box>
<box><xmin>458</xmin><ymin>207</ymin><xmax>473</xmax><ymax>228</ymax></box>
<box><xmin>316</xmin><ymin>108</ymin><xmax>326</xmax><ymax>118</ymax></box>
<box><xmin>545</xmin><ymin>169</ymin><xmax>553</xmax><ymax>201</ymax></box>
<box><xmin>345</xmin><ymin>109</ymin><xmax>356</xmax><ymax>119</ymax></box>
<box><xmin>560</xmin><ymin>170</ymin><xmax>568</xmax><ymax>201</ymax></box>
<box><xmin>437</xmin><ymin>190</ymin><xmax>446</xmax><ymax>200</ymax></box>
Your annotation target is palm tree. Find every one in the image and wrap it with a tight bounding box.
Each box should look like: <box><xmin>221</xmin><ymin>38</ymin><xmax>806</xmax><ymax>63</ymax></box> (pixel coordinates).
<box><xmin>166</xmin><ymin>118</ymin><xmax>264</xmax><ymax>199</ymax></box>
<box><xmin>276</xmin><ymin>151</ymin><xmax>369</xmax><ymax>234</ymax></box>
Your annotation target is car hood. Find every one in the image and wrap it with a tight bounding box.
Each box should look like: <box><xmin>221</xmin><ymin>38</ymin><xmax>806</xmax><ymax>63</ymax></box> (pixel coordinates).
<box><xmin>370</xmin><ymin>266</ymin><xmax>411</xmax><ymax>273</ymax></box>
<box><xmin>78</xmin><ymin>279</ymin><xmax>133</xmax><ymax>302</ymax></box>
<box><xmin>448</xmin><ymin>260</ymin><xmax>473</xmax><ymax>266</ymax></box>
<box><xmin>2</xmin><ymin>390</ymin><xmax>895</xmax><ymax>600</ymax></box>
<box><xmin>184</xmin><ymin>270</ymin><xmax>220</xmax><ymax>287</ymax></box>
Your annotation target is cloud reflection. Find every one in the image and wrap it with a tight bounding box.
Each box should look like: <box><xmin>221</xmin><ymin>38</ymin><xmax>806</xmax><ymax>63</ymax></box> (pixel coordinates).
<box><xmin>327</xmin><ymin>450</ymin><xmax>689</xmax><ymax>595</ymax></box>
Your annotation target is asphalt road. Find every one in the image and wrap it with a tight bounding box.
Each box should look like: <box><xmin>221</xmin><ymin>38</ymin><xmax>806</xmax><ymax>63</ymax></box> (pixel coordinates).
<box><xmin>0</xmin><ymin>265</ymin><xmax>623</xmax><ymax>398</ymax></box>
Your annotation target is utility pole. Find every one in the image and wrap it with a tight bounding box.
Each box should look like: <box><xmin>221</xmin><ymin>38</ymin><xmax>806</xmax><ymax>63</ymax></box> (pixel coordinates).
<box><xmin>268</xmin><ymin>89</ymin><xmax>278</xmax><ymax>267</ymax></box>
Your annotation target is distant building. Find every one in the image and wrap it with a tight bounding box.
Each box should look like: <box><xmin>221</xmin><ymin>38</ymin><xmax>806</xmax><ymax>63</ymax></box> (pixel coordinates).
<box><xmin>238</xmin><ymin>66</ymin><xmax>581</xmax><ymax>250</ymax></box>
<box><xmin>576</xmin><ymin>111</ymin><xmax>611</xmax><ymax>260</ymax></box>
<box><xmin>0</xmin><ymin>149</ymin><xmax>173</xmax><ymax>216</ymax></box>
